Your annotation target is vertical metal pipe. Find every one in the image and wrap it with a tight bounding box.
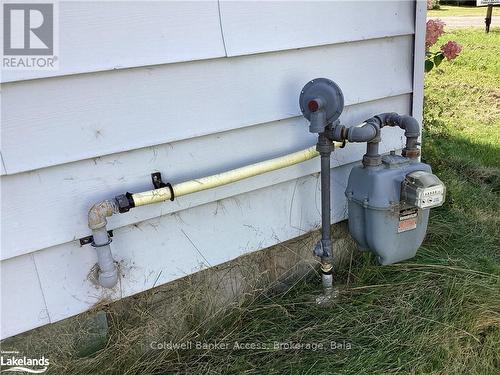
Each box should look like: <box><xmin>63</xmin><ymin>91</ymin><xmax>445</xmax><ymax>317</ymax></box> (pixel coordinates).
<box><xmin>320</xmin><ymin>151</ymin><xmax>332</xmax><ymax>258</ymax></box>
<box><xmin>366</xmin><ymin>142</ymin><xmax>379</xmax><ymax>158</ymax></box>
<box><xmin>317</xmin><ymin>133</ymin><xmax>334</xmax><ymax>291</ymax></box>
<box><xmin>320</xmin><ymin>148</ymin><xmax>334</xmax><ymax>291</ymax></box>
<box><xmin>317</xmin><ymin>133</ymin><xmax>333</xmax><ymax>259</ymax></box>
<box><xmin>92</xmin><ymin>226</ymin><xmax>118</xmax><ymax>288</ymax></box>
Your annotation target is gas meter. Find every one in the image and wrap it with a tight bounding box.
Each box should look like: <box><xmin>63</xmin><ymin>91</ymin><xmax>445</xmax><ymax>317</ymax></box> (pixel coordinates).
<box><xmin>299</xmin><ymin>78</ymin><xmax>446</xmax><ymax>270</ymax></box>
<box><xmin>346</xmin><ymin>154</ymin><xmax>445</xmax><ymax>265</ymax></box>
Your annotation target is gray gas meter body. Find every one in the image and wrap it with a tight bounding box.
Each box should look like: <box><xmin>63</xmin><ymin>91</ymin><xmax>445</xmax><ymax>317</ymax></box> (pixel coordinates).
<box><xmin>346</xmin><ymin>155</ymin><xmax>445</xmax><ymax>265</ymax></box>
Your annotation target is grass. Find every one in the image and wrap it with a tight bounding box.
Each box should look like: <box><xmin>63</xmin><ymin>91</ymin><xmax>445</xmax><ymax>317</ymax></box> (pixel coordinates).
<box><xmin>428</xmin><ymin>5</ymin><xmax>495</xmax><ymax>17</ymax></box>
<box><xmin>8</xmin><ymin>29</ymin><xmax>499</xmax><ymax>375</ymax></box>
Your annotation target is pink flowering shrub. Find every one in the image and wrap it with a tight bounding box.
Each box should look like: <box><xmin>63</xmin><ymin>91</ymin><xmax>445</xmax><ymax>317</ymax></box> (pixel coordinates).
<box><xmin>427</xmin><ymin>0</ymin><xmax>440</xmax><ymax>10</ymax></box>
<box><xmin>425</xmin><ymin>19</ymin><xmax>462</xmax><ymax>72</ymax></box>
<box><xmin>426</xmin><ymin>19</ymin><xmax>445</xmax><ymax>49</ymax></box>
<box><xmin>441</xmin><ymin>40</ymin><xmax>463</xmax><ymax>60</ymax></box>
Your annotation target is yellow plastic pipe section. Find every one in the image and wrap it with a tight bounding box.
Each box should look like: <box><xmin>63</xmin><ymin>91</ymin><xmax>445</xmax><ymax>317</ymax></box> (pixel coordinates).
<box><xmin>132</xmin><ymin>142</ymin><xmax>344</xmax><ymax>207</ymax></box>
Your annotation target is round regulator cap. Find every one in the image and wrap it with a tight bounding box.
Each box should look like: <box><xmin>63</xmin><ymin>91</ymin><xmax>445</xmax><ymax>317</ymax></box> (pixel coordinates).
<box><xmin>299</xmin><ymin>78</ymin><xmax>344</xmax><ymax>123</ymax></box>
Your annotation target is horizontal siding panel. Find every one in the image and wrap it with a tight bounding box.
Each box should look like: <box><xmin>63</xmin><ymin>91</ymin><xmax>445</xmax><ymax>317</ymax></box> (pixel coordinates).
<box><xmin>33</xmin><ymin>163</ymin><xmax>355</xmax><ymax>324</ymax></box>
<box><xmin>1</xmin><ymin>35</ymin><xmax>414</xmax><ymax>175</ymax></box>
<box><xmin>220</xmin><ymin>0</ymin><xmax>415</xmax><ymax>56</ymax></box>
<box><xmin>0</xmin><ymin>254</ymin><xmax>50</xmax><ymax>339</ymax></box>
<box><xmin>1</xmin><ymin>1</ymin><xmax>225</xmax><ymax>83</ymax></box>
<box><xmin>0</xmin><ymin>95</ymin><xmax>410</xmax><ymax>261</ymax></box>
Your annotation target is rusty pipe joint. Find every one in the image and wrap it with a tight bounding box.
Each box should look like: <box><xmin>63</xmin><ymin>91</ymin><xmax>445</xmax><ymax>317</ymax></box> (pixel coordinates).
<box><xmin>88</xmin><ymin>200</ymin><xmax>118</xmax><ymax>230</ymax></box>
<box><xmin>88</xmin><ymin>199</ymin><xmax>119</xmax><ymax>288</ymax></box>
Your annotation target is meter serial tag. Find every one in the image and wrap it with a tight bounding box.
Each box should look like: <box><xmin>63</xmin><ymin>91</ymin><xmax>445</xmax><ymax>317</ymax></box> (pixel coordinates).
<box><xmin>398</xmin><ymin>208</ymin><xmax>418</xmax><ymax>233</ymax></box>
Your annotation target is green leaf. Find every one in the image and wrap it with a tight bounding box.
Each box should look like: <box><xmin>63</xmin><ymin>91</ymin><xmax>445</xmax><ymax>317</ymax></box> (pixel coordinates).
<box><xmin>434</xmin><ymin>53</ymin><xmax>445</xmax><ymax>67</ymax></box>
<box><xmin>425</xmin><ymin>59</ymin><xmax>434</xmax><ymax>73</ymax></box>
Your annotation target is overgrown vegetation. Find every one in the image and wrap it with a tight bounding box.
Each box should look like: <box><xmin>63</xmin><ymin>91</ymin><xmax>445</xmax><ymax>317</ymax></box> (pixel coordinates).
<box><xmin>10</xmin><ymin>29</ymin><xmax>500</xmax><ymax>375</ymax></box>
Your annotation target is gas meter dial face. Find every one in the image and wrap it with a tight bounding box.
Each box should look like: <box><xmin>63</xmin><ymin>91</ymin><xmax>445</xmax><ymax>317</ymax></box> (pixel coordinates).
<box><xmin>401</xmin><ymin>171</ymin><xmax>446</xmax><ymax>209</ymax></box>
<box><xmin>414</xmin><ymin>185</ymin><xmax>445</xmax><ymax>208</ymax></box>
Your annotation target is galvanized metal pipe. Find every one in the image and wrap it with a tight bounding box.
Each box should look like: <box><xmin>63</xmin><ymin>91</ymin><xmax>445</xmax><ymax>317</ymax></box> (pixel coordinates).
<box><xmin>317</xmin><ymin>132</ymin><xmax>334</xmax><ymax>291</ymax></box>
<box><xmin>320</xmin><ymin>151</ymin><xmax>332</xmax><ymax>257</ymax></box>
<box><xmin>92</xmin><ymin>226</ymin><xmax>119</xmax><ymax>288</ymax></box>
<box><xmin>88</xmin><ymin>200</ymin><xmax>119</xmax><ymax>288</ymax></box>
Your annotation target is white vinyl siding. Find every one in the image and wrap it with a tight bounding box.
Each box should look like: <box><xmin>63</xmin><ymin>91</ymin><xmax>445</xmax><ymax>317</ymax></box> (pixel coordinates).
<box><xmin>0</xmin><ymin>0</ymin><xmax>426</xmax><ymax>339</ymax></box>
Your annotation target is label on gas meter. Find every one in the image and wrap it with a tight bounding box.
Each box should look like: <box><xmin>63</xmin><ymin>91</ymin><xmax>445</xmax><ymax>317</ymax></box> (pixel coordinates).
<box><xmin>398</xmin><ymin>208</ymin><xmax>418</xmax><ymax>233</ymax></box>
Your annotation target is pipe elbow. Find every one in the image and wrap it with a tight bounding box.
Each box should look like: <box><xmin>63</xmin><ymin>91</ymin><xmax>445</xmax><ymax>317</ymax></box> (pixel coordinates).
<box><xmin>346</xmin><ymin>122</ymin><xmax>378</xmax><ymax>143</ymax></box>
<box><xmin>382</xmin><ymin>113</ymin><xmax>420</xmax><ymax>138</ymax></box>
<box><xmin>88</xmin><ymin>200</ymin><xmax>118</xmax><ymax>230</ymax></box>
<box><xmin>399</xmin><ymin>115</ymin><xmax>420</xmax><ymax>139</ymax></box>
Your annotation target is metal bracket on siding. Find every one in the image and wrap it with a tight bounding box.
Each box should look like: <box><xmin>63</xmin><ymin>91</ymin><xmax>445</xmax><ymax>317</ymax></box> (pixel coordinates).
<box><xmin>151</xmin><ymin>172</ymin><xmax>175</xmax><ymax>201</ymax></box>
<box><xmin>151</xmin><ymin>172</ymin><xmax>167</xmax><ymax>189</ymax></box>
<box><xmin>79</xmin><ymin>230</ymin><xmax>114</xmax><ymax>247</ymax></box>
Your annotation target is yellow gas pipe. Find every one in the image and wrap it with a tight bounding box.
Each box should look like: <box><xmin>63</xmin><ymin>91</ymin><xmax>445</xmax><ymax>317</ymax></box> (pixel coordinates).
<box><xmin>132</xmin><ymin>142</ymin><xmax>344</xmax><ymax>207</ymax></box>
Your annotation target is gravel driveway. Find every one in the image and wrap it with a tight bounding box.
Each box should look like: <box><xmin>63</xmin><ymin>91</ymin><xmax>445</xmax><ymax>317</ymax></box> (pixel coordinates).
<box><xmin>428</xmin><ymin>16</ymin><xmax>499</xmax><ymax>28</ymax></box>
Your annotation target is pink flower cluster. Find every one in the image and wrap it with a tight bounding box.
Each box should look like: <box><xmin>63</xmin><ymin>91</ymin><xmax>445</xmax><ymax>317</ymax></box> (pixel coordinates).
<box><xmin>427</xmin><ymin>0</ymin><xmax>434</xmax><ymax>10</ymax></box>
<box><xmin>440</xmin><ymin>40</ymin><xmax>463</xmax><ymax>60</ymax></box>
<box><xmin>426</xmin><ymin>19</ymin><xmax>445</xmax><ymax>49</ymax></box>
